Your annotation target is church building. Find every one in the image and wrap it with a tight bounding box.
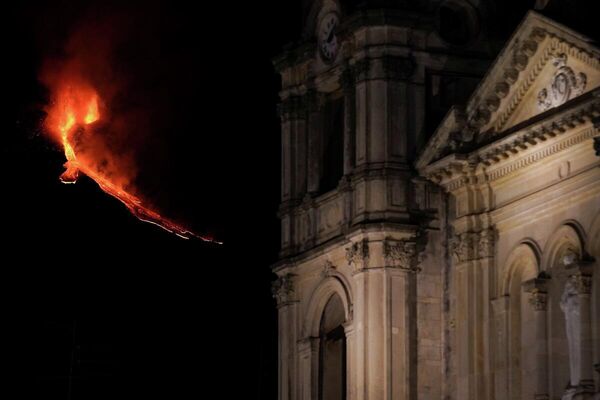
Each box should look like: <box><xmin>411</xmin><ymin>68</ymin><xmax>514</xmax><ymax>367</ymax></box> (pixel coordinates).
<box><xmin>271</xmin><ymin>1</ymin><xmax>600</xmax><ymax>399</ymax></box>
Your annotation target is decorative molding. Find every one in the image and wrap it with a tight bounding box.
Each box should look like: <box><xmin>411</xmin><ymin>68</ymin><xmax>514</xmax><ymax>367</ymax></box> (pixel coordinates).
<box><xmin>383</xmin><ymin>238</ymin><xmax>422</xmax><ymax>273</ymax></box>
<box><xmin>430</xmin><ymin>122</ymin><xmax>598</xmax><ymax>192</ymax></box>
<box><xmin>272</xmin><ymin>273</ymin><xmax>297</xmax><ymax>307</ymax></box>
<box><xmin>345</xmin><ymin>238</ymin><xmax>369</xmax><ymax>274</ymax></box>
<box><xmin>449</xmin><ymin>232</ymin><xmax>476</xmax><ymax>263</ymax></box>
<box><xmin>528</xmin><ymin>289</ymin><xmax>548</xmax><ymax>311</ymax></box>
<box><xmin>321</xmin><ymin>259</ymin><xmax>336</xmax><ymax>278</ymax></box>
<box><xmin>494</xmin><ymin>34</ymin><xmax>554</xmax><ymax>132</ymax></box>
<box><xmin>486</xmin><ymin>125</ymin><xmax>597</xmax><ymax>181</ymax></box>
<box><xmin>493</xmin><ymin>34</ymin><xmax>599</xmax><ymax>133</ymax></box>
<box><xmin>568</xmin><ymin>272</ymin><xmax>593</xmax><ymax>295</ymax></box>
<box><xmin>417</xmin><ymin>13</ymin><xmax>600</xmax><ymax>171</ymax></box>
<box><xmin>537</xmin><ymin>53</ymin><xmax>587</xmax><ymax>111</ymax></box>
<box><xmin>478</xmin><ymin>227</ymin><xmax>496</xmax><ymax>259</ymax></box>
<box><xmin>449</xmin><ymin>227</ymin><xmax>496</xmax><ymax>263</ymax></box>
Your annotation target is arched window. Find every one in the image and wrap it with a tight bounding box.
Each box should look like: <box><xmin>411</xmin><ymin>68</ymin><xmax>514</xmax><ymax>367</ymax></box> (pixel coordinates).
<box><xmin>507</xmin><ymin>251</ymin><xmax>538</xmax><ymax>399</ymax></box>
<box><xmin>319</xmin><ymin>294</ymin><xmax>346</xmax><ymax>400</ymax></box>
<box><xmin>543</xmin><ymin>223</ymin><xmax>588</xmax><ymax>399</ymax></box>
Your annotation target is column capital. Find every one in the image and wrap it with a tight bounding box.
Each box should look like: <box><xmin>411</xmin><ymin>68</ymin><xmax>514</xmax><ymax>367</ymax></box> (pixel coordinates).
<box><xmin>382</xmin><ymin>236</ymin><xmax>426</xmax><ymax>273</ymax></box>
<box><xmin>346</xmin><ymin>238</ymin><xmax>370</xmax><ymax>275</ymax></box>
<box><xmin>567</xmin><ymin>272</ymin><xmax>593</xmax><ymax>295</ymax></box>
<box><xmin>565</xmin><ymin>260</ymin><xmax>594</xmax><ymax>295</ymax></box>
<box><xmin>272</xmin><ymin>273</ymin><xmax>298</xmax><ymax>308</ymax></box>
<box><xmin>449</xmin><ymin>227</ymin><xmax>496</xmax><ymax>263</ymax></box>
<box><xmin>528</xmin><ymin>289</ymin><xmax>548</xmax><ymax>311</ymax></box>
<box><xmin>523</xmin><ymin>272</ymin><xmax>551</xmax><ymax>311</ymax></box>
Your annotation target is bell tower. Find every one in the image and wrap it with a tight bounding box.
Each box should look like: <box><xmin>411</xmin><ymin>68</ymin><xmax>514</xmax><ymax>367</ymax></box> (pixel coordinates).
<box><xmin>272</xmin><ymin>1</ymin><xmax>500</xmax><ymax>399</ymax></box>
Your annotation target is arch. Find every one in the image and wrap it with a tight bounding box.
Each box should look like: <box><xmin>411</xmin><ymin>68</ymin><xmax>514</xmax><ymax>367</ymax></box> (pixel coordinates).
<box><xmin>540</xmin><ymin>222</ymin><xmax>586</xmax><ymax>399</ymax></box>
<box><xmin>542</xmin><ymin>222</ymin><xmax>586</xmax><ymax>271</ymax></box>
<box><xmin>304</xmin><ymin>276</ymin><xmax>353</xmax><ymax>338</ymax></box>
<box><xmin>319</xmin><ymin>293</ymin><xmax>347</xmax><ymax>400</ymax></box>
<box><xmin>501</xmin><ymin>240</ymin><xmax>542</xmax><ymax>296</ymax></box>
<box><xmin>587</xmin><ymin>210</ymin><xmax>600</xmax><ymax>257</ymax></box>
<box><xmin>501</xmin><ymin>241</ymin><xmax>540</xmax><ymax>400</ymax></box>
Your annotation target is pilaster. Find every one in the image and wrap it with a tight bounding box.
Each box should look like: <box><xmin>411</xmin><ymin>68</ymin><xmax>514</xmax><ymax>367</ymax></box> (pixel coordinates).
<box><xmin>273</xmin><ymin>273</ymin><xmax>299</xmax><ymax>400</ymax></box>
<box><xmin>346</xmin><ymin>235</ymin><xmax>423</xmax><ymax>400</ymax></box>
<box><xmin>523</xmin><ymin>275</ymin><xmax>551</xmax><ymax>400</ymax></box>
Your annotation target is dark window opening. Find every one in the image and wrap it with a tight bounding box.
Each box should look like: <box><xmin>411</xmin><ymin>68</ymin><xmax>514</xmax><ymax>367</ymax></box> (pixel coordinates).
<box><xmin>319</xmin><ymin>96</ymin><xmax>345</xmax><ymax>194</ymax></box>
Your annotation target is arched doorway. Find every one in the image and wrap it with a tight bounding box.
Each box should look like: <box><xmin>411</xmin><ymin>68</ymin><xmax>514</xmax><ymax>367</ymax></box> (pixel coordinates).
<box><xmin>319</xmin><ymin>294</ymin><xmax>346</xmax><ymax>400</ymax></box>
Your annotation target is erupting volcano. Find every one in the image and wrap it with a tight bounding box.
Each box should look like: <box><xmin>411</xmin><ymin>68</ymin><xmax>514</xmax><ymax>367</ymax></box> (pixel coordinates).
<box><xmin>43</xmin><ymin>78</ymin><xmax>216</xmax><ymax>242</ymax></box>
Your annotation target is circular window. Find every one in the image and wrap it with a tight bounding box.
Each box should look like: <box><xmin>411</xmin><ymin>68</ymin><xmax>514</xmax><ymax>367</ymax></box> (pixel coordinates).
<box><xmin>437</xmin><ymin>1</ymin><xmax>480</xmax><ymax>46</ymax></box>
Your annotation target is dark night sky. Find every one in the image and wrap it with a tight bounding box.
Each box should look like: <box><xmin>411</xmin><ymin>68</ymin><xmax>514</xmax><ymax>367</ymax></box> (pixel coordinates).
<box><xmin>3</xmin><ymin>1</ymin><xmax>302</xmax><ymax>399</ymax></box>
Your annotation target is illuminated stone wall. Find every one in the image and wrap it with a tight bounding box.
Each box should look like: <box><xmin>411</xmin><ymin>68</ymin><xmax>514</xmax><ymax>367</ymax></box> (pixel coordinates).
<box><xmin>273</xmin><ymin>4</ymin><xmax>600</xmax><ymax>400</ymax></box>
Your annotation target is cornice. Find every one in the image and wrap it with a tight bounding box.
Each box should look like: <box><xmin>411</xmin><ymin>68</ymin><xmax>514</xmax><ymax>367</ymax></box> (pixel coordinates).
<box><xmin>423</xmin><ymin>92</ymin><xmax>600</xmax><ymax>191</ymax></box>
<box><xmin>492</xmin><ymin>35</ymin><xmax>600</xmax><ymax>133</ymax></box>
<box><xmin>416</xmin><ymin>11</ymin><xmax>600</xmax><ymax>170</ymax></box>
<box><xmin>272</xmin><ymin>222</ymin><xmax>421</xmax><ymax>271</ymax></box>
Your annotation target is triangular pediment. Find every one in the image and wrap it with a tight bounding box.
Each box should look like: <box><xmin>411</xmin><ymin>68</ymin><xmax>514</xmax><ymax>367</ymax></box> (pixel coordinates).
<box><xmin>417</xmin><ymin>11</ymin><xmax>600</xmax><ymax>171</ymax></box>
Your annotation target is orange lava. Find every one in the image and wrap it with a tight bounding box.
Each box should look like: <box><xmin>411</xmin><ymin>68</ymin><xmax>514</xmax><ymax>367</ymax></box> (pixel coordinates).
<box><xmin>45</xmin><ymin>82</ymin><xmax>216</xmax><ymax>242</ymax></box>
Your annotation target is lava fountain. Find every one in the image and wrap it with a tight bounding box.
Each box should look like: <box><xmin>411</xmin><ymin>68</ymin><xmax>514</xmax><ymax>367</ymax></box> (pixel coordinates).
<box><xmin>44</xmin><ymin>79</ymin><xmax>216</xmax><ymax>242</ymax></box>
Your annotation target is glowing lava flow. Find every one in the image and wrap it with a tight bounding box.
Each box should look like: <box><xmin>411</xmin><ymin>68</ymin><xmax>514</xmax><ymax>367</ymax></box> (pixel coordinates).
<box><xmin>46</xmin><ymin>84</ymin><xmax>216</xmax><ymax>242</ymax></box>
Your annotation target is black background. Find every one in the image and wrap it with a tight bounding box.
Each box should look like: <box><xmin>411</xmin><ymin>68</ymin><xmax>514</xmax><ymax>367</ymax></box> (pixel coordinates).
<box><xmin>4</xmin><ymin>1</ymin><xmax>302</xmax><ymax>399</ymax></box>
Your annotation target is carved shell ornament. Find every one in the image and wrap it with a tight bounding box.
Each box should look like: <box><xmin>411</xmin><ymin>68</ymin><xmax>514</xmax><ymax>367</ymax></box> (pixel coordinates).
<box><xmin>537</xmin><ymin>53</ymin><xmax>587</xmax><ymax>111</ymax></box>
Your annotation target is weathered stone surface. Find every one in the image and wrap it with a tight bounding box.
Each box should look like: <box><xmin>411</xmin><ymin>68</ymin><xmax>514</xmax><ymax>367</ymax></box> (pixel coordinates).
<box><xmin>274</xmin><ymin>5</ymin><xmax>600</xmax><ymax>400</ymax></box>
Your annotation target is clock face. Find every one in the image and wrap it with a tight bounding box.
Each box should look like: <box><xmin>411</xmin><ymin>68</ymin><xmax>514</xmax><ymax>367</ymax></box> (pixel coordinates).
<box><xmin>319</xmin><ymin>13</ymin><xmax>339</xmax><ymax>62</ymax></box>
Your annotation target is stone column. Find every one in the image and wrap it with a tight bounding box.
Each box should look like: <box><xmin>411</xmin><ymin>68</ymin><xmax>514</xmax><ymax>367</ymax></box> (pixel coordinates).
<box><xmin>343</xmin><ymin>322</ymin><xmax>356</xmax><ymax>400</ymax></box>
<box><xmin>273</xmin><ymin>274</ymin><xmax>298</xmax><ymax>400</ymax></box>
<box><xmin>491</xmin><ymin>296</ymin><xmax>510</xmax><ymax>400</ymax></box>
<box><xmin>297</xmin><ymin>337</ymin><xmax>319</xmax><ymax>400</ymax></box>
<box><xmin>523</xmin><ymin>277</ymin><xmax>550</xmax><ymax>400</ymax></box>
<box><xmin>562</xmin><ymin>260</ymin><xmax>595</xmax><ymax>398</ymax></box>
<box><xmin>346</xmin><ymin>237</ymin><xmax>420</xmax><ymax>400</ymax></box>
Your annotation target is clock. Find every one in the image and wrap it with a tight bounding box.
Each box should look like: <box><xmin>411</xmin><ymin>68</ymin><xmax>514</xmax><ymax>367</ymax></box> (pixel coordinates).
<box><xmin>319</xmin><ymin>13</ymin><xmax>339</xmax><ymax>62</ymax></box>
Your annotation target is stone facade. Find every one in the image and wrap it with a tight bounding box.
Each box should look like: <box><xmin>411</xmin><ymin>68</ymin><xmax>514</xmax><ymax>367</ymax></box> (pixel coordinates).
<box><xmin>273</xmin><ymin>2</ymin><xmax>600</xmax><ymax>400</ymax></box>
